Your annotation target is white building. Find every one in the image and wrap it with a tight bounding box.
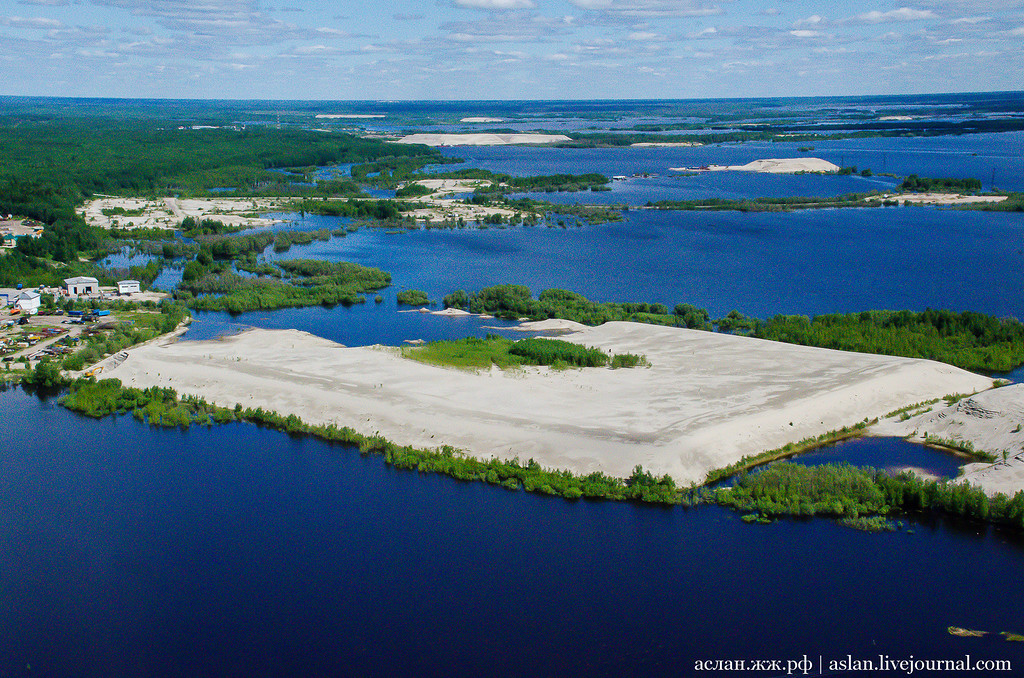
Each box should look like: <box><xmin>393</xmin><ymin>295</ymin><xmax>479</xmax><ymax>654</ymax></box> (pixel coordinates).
<box><xmin>117</xmin><ymin>280</ymin><xmax>141</xmax><ymax>295</ymax></box>
<box><xmin>15</xmin><ymin>290</ymin><xmax>41</xmax><ymax>315</ymax></box>
<box><xmin>64</xmin><ymin>276</ymin><xmax>99</xmax><ymax>297</ymax></box>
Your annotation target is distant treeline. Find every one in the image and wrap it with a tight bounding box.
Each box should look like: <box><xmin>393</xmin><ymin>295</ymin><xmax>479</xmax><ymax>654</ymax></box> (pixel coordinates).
<box><xmin>900</xmin><ymin>174</ymin><xmax>982</xmax><ymax>193</ymax></box>
<box><xmin>0</xmin><ymin>124</ymin><xmax>440</xmax><ymax>197</ymax></box>
<box><xmin>443</xmin><ymin>286</ymin><xmax>1024</xmax><ymax>372</ymax></box>
<box><xmin>647</xmin><ymin>193</ymin><xmax>879</xmax><ymax>212</ymax></box>
<box><xmin>442</xmin><ymin>285</ymin><xmax>712</xmax><ymax>329</ymax></box>
<box><xmin>425</xmin><ymin>168</ymin><xmax>610</xmax><ymax>194</ymax></box>
<box><xmin>293</xmin><ymin>198</ymin><xmax>408</xmax><ymax>220</ymax></box>
<box><xmin>725</xmin><ymin>308</ymin><xmax>1024</xmax><ymax>372</ymax></box>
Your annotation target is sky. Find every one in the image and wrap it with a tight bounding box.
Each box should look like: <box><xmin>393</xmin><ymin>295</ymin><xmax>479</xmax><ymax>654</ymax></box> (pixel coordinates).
<box><xmin>0</xmin><ymin>0</ymin><xmax>1021</xmax><ymax>100</ymax></box>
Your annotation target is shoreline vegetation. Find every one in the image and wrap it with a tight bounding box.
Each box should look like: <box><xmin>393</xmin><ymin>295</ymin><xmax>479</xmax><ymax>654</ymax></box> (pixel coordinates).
<box><xmin>441</xmin><ymin>286</ymin><xmax>1024</xmax><ymax>372</ymax></box>
<box><xmin>50</xmin><ymin>377</ymin><xmax>1024</xmax><ymax>531</ymax></box>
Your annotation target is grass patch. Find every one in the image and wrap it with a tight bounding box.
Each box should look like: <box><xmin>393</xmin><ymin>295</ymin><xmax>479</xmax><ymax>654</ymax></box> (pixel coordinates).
<box><xmin>402</xmin><ymin>335</ymin><xmax>645</xmax><ymax>372</ymax></box>
<box><xmin>838</xmin><ymin>516</ymin><xmax>900</xmax><ymax>532</ymax></box>
<box><xmin>403</xmin><ymin>336</ymin><xmax>523</xmax><ymax>370</ymax></box>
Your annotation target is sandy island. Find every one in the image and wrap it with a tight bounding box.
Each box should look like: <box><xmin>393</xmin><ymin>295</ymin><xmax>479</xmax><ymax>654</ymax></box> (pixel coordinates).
<box><xmin>103</xmin><ymin>322</ymin><xmax>992</xmax><ymax>486</ymax></box>
<box><xmin>395</xmin><ymin>133</ymin><xmax>571</xmax><ymax>147</ymax></box>
<box><xmin>671</xmin><ymin>158</ymin><xmax>841</xmax><ymax>174</ymax></box>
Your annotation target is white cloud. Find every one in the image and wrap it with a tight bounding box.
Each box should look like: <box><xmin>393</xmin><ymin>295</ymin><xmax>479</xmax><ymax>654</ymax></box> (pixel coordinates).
<box><xmin>568</xmin><ymin>0</ymin><xmax>722</xmax><ymax>17</ymax></box>
<box><xmin>843</xmin><ymin>8</ymin><xmax>938</xmax><ymax>24</ymax></box>
<box><xmin>454</xmin><ymin>0</ymin><xmax>536</xmax><ymax>9</ymax></box>
<box><xmin>790</xmin><ymin>29</ymin><xmax>824</xmax><ymax>38</ymax></box>
<box><xmin>792</xmin><ymin>15</ymin><xmax>824</xmax><ymax>28</ymax></box>
<box><xmin>951</xmin><ymin>16</ymin><xmax>990</xmax><ymax>24</ymax></box>
<box><xmin>628</xmin><ymin>31</ymin><xmax>666</xmax><ymax>40</ymax></box>
<box><xmin>0</xmin><ymin>15</ymin><xmax>63</xmax><ymax>28</ymax></box>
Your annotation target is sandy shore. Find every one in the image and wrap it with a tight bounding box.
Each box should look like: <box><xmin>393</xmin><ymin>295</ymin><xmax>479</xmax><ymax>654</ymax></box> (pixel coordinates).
<box><xmin>82</xmin><ymin>197</ymin><xmax>290</xmax><ymax>230</ymax></box>
<box><xmin>103</xmin><ymin>322</ymin><xmax>991</xmax><ymax>485</ymax></box>
<box><xmin>874</xmin><ymin>385</ymin><xmax>1024</xmax><ymax>496</ymax></box>
<box><xmin>631</xmin><ymin>142</ymin><xmax>701</xmax><ymax>148</ymax></box>
<box><xmin>880</xmin><ymin>192</ymin><xmax>1008</xmax><ymax>206</ymax></box>
<box><xmin>395</xmin><ymin>133</ymin><xmax>571</xmax><ymax>147</ymax></box>
<box><xmin>400</xmin><ymin>178</ymin><xmax>521</xmax><ymax>223</ymax></box>
<box><xmin>670</xmin><ymin>158</ymin><xmax>841</xmax><ymax>174</ymax></box>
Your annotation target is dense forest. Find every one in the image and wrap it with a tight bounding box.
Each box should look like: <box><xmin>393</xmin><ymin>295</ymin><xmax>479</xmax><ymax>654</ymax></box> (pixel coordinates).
<box><xmin>737</xmin><ymin>309</ymin><xmax>1024</xmax><ymax>372</ymax></box>
<box><xmin>444</xmin><ymin>286</ymin><xmax>1024</xmax><ymax>372</ymax></box>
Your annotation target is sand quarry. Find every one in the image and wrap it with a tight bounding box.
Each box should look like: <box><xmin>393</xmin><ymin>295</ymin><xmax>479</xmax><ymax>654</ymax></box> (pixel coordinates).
<box><xmin>82</xmin><ymin>197</ymin><xmax>290</xmax><ymax>230</ymax></box>
<box><xmin>395</xmin><ymin>133</ymin><xmax>571</xmax><ymax>147</ymax></box>
<box><xmin>875</xmin><ymin>385</ymin><xmax>1024</xmax><ymax>496</ymax></box>
<box><xmin>104</xmin><ymin>321</ymin><xmax>994</xmax><ymax>486</ymax></box>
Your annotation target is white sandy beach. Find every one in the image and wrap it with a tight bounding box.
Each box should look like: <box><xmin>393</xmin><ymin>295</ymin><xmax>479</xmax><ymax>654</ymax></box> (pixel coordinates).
<box><xmin>104</xmin><ymin>322</ymin><xmax>991</xmax><ymax>485</ymax></box>
<box><xmin>395</xmin><ymin>133</ymin><xmax>571</xmax><ymax>146</ymax></box>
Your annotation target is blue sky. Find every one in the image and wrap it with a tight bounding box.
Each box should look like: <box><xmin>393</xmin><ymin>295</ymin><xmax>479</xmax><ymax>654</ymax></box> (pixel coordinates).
<box><xmin>1</xmin><ymin>0</ymin><xmax>1021</xmax><ymax>99</ymax></box>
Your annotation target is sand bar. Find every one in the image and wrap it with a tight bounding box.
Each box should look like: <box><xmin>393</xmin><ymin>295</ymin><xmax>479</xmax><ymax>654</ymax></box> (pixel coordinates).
<box><xmin>104</xmin><ymin>322</ymin><xmax>991</xmax><ymax>485</ymax></box>
<box><xmin>395</xmin><ymin>133</ymin><xmax>571</xmax><ymax>147</ymax></box>
<box><xmin>880</xmin><ymin>192</ymin><xmax>1008</xmax><ymax>206</ymax></box>
<box><xmin>670</xmin><ymin>157</ymin><xmax>841</xmax><ymax>174</ymax></box>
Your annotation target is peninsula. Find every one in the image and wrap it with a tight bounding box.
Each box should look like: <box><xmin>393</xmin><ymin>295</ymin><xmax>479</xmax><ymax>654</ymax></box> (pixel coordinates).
<box><xmin>102</xmin><ymin>321</ymin><xmax>991</xmax><ymax>485</ymax></box>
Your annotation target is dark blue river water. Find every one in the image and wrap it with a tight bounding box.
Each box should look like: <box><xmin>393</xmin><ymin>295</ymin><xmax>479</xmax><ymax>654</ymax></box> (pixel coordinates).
<box><xmin>2</xmin><ymin>386</ymin><xmax>1023</xmax><ymax>677</ymax></box>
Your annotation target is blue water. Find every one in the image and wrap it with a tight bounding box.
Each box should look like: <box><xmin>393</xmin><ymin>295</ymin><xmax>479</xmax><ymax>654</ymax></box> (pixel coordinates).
<box><xmin>442</xmin><ymin>132</ymin><xmax>1024</xmax><ymax>192</ymax></box>
<box><xmin>2</xmin><ymin>386</ymin><xmax>1022</xmax><ymax>677</ymax></box>
<box><xmin>787</xmin><ymin>437</ymin><xmax>964</xmax><ymax>479</ymax></box>
<box><xmin>258</xmin><ymin>207</ymin><xmax>1024</xmax><ymax>320</ymax></box>
<box><xmin>184</xmin><ymin>301</ymin><xmax>522</xmax><ymax>345</ymax></box>
<box><xmin>519</xmin><ymin>172</ymin><xmax>897</xmax><ymax>206</ymax></box>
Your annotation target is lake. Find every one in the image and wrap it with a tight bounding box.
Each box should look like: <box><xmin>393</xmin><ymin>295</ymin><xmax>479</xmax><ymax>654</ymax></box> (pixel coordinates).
<box><xmin>35</xmin><ymin>101</ymin><xmax>1024</xmax><ymax>676</ymax></box>
<box><xmin>2</xmin><ymin>386</ymin><xmax>1022</xmax><ymax>677</ymax></box>
<box><xmin>258</xmin><ymin>205</ymin><xmax>1024</xmax><ymax>321</ymax></box>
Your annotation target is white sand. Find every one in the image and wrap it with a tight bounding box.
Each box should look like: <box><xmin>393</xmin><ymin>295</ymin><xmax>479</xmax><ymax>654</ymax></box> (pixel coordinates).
<box><xmin>874</xmin><ymin>385</ymin><xmax>1024</xmax><ymax>496</ymax></box>
<box><xmin>631</xmin><ymin>142</ymin><xmax>700</xmax><ymax>148</ymax></box>
<box><xmin>670</xmin><ymin>158</ymin><xmax>841</xmax><ymax>174</ymax></box>
<box><xmin>82</xmin><ymin>197</ymin><xmax>289</xmax><ymax>230</ymax></box>
<box><xmin>399</xmin><ymin>179</ymin><xmax>520</xmax><ymax>223</ymax></box>
<box><xmin>396</xmin><ymin>133</ymin><xmax>571</xmax><ymax>147</ymax></box>
<box><xmin>880</xmin><ymin>192</ymin><xmax>1008</xmax><ymax>206</ymax></box>
<box><xmin>104</xmin><ymin>322</ymin><xmax>991</xmax><ymax>485</ymax></box>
